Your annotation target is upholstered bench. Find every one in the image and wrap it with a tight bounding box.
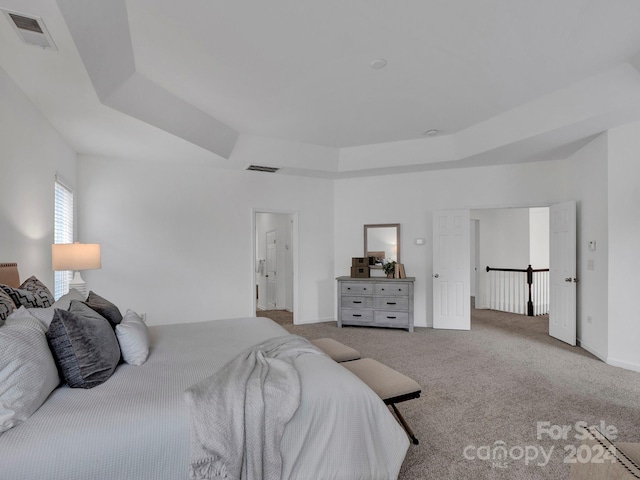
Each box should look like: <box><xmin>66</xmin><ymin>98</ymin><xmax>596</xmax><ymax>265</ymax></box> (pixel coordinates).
<box><xmin>342</xmin><ymin>358</ymin><xmax>421</xmax><ymax>445</ymax></box>
<box><xmin>310</xmin><ymin>338</ymin><xmax>361</xmax><ymax>363</ymax></box>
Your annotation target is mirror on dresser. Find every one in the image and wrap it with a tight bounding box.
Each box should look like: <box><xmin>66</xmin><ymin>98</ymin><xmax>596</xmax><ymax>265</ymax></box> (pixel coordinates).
<box><xmin>364</xmin><ymin>223</ymin><xmax>400</xmax><ymax>267</ymax></box>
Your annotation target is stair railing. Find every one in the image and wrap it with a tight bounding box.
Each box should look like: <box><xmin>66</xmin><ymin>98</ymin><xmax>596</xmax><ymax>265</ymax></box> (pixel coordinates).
<box><xmin>485</xmin><ymin>265</ymin><xmax>550</xmax><ymax>316</ymax></box>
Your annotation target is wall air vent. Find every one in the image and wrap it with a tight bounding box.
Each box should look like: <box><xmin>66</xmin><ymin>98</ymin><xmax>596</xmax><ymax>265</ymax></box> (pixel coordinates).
<box><xmin>1</xmin><ymin>9</ymin><xmax>57</xmax><ymax>50</ymax></box>
<box><xmin>247</xmin><ymin>165</ymin><xmax>280</xmax><ymax>173</ymax></box>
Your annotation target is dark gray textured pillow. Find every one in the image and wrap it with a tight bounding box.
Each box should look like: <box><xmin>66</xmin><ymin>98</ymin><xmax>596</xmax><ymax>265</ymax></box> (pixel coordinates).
<box><xmin>84</xmin><ymin>291</ymin><xmax>123</xmax><ymax>328</ymax></box>
<box><xmin>46</xmin><ymin>304</ymin><xmax>121</xmax><ymax>389</ymax></box>
<box><xmin>0</xmin><ymin>276</ymin><xmax>54</xmax><ymax>309</ymax></box>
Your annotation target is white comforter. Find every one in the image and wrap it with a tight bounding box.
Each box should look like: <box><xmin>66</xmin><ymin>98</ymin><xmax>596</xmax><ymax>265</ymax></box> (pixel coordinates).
<box><xmin>0</xmin><ymin>317</ymin><xmax>409</xmax><ymax>480</ymax></box>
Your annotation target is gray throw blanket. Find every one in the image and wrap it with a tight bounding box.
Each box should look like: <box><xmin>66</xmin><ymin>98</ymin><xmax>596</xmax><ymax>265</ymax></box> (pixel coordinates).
<box><xmin>184</xmin><ymin>335</ymin><xmax>322</xmax><ymax>480</ymax></box>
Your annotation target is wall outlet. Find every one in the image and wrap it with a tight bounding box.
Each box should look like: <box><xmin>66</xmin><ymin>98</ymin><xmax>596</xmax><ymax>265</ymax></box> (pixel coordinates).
<box><xmin>587</xmin><ymin>259</ymin><xmax>595</xmax><ymax>270</ymax></box>
<box><xmin>587</xmin><ymin>315</ymin><xmax>592</xmax><ymax>323</ymax></box>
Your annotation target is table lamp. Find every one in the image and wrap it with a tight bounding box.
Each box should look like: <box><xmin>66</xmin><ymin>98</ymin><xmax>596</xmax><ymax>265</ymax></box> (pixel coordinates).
<box><xmin>52</xmin><ymin>242</ymin><xmax>101</xmax><ymax>296</ymax></box>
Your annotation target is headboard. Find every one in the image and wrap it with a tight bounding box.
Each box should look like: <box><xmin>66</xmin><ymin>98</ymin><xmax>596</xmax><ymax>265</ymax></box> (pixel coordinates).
<box><xmin>0</xmin><ymin>263</ymin><xmax>20</xmax><ymax>288</ymax></box>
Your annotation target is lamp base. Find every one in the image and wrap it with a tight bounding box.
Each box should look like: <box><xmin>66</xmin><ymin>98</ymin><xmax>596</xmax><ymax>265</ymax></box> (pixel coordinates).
<box><xmin>68</xmin><ymin>271</ymin><xmax>87</xmax><ymax>297</ymax></box>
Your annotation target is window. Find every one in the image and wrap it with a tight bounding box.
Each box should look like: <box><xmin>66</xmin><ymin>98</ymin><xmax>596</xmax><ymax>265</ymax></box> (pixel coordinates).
<box><xmin>54</xmin><ymin>177</ymin><xmax>73</xmax><ymax>299</ymax></box>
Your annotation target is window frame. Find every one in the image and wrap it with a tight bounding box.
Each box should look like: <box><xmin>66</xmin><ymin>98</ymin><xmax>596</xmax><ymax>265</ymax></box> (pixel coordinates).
<box><xmin>54</xmin><ymin>174</ymin><xmax>74</xmax><ymax>299</ymax></box>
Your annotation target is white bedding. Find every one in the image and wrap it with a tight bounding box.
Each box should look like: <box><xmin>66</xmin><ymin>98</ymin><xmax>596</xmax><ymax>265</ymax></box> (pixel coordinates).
<box><xmin>0</xmin><ymin>317</ymin><xmax>409</xmax><ymax>480</ymax></box>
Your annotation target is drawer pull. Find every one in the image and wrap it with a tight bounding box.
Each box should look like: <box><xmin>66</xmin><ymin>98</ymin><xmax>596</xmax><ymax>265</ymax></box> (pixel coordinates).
<box><xmin>353</xmin><ymin>301</ymin><xmax>362</xmax><ymax>304</ymax></box>
<box><xmin>387</xmin><ymin>316</ymin><xmax>397</xmax><ymax>319</ymax></box>
<box><xmin>387</xmin><ymin>302</ymin><xmax>396</xmax><ymax>305</ymax></box>
<box><xmin>347</xmin><ymin>287</ymin><xmax>351</xmax><ymax>290</ymax></box>
<box><xmin>381</xmin><ymin>288</ymin><xmax>385</xmax><ymax>291</ymax></box>
<box><xmin>353</xmin><ymin>314</ymin><xmax>362</xmax><ymax>318</ymax></box>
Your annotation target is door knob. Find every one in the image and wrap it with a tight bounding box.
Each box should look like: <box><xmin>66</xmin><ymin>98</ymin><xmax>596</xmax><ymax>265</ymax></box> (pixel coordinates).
<box><xmin>434</xmin><ymin>274</ymin><xmax>439</xmax><ymax>278</ymax></box>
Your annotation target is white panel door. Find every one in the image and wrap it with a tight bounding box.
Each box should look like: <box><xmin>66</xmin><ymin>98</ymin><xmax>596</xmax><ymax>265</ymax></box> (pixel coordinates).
<box><xmin>549</xmin><ymin>201</ymin><xmax>577</xmax><ymax>345</ymax></box>
<box><xmin>266</xmin><ymin>230</ymin><xmax>277</xmax><ymax>309</ymax></box>
<box><xmin>433</xmin><ymin>210</ymin><xmax>471</xmax><ymax>330</ymax></box>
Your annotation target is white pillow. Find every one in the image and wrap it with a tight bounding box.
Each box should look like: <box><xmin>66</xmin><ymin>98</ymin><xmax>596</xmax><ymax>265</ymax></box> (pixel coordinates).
<box><xmin>115</xmin><ymin>310</ymin><xmax>150</xmax><ymax>366</ymax></box>
<box><xmin>0</xmin><ymin>311</ymin><xmax>60</xmax><ymax>433</ymax></box>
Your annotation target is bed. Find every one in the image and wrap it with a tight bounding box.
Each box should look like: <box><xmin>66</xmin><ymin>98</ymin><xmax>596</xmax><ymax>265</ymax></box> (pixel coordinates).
<box><xmin>0</xmin><ymin>265</ymin><xmax>409</xmax><ymax>480</ymax></box>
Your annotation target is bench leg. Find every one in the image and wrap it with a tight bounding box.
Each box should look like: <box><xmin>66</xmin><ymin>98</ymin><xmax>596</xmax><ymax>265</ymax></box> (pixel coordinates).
<box><xmin>390</xmin><ymin>403</ymin><xmax>419</xmax><ymax>445</ymax></box>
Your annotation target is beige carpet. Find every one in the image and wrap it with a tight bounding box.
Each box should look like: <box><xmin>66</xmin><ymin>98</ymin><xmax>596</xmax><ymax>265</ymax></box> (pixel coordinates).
<box><xmin>274</xmin><ymin>309</ymin><xmax>640</xmax><ymax>480</ymax></box>
<box><xmin>256</xmin><ymin>309</ymin><xmax>293</xmax><ymax>326</ymax></box>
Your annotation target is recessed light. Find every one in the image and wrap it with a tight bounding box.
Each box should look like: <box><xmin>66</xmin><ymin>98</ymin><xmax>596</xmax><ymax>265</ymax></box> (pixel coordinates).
<box><xmin>424</xmin><ymin>129</ymin><xmax>439</xmax><ymax>137</ymax></box>
<box><xmin>369</xmin><ymin>59</ymin><xmax>387</xmax><ymax>70</ymax></box>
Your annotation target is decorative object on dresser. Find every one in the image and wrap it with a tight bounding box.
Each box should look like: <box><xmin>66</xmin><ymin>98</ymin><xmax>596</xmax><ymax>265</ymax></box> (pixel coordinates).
<box><xmin>337</xmin><ymin>276</ymin><xmax>415</xmax><ymax>332</ymax></box>
<box><xmin>350</xmin><ymin>257</ymin><xmax>370</xmax><ymax>278</ymax></box>
<box><xmin>51</xmin><ymin>242</ymin><xmax>101</xmax><ymax>296</ymax></box>
<box><xmin>383</xmin><ymin>260</ymin><xmax>397</xmax><ymax>278</ymax></box>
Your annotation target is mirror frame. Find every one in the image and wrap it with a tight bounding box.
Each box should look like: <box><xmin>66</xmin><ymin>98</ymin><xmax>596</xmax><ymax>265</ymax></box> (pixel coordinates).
<box><xmin>364</xmin><ymin>223</ymin><xmax>400</xmax><ymax>267</ymax></box>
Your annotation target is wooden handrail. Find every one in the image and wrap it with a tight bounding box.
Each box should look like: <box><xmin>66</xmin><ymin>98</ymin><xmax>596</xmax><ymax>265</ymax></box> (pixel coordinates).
<box><xmin>485</xmin><ymin>266</ymin><xmax>549</xmax><ymax>273</ymax></box>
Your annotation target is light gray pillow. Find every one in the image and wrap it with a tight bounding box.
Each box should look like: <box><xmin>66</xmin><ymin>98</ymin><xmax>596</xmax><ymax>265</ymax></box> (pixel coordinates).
<box><xmin>52</xmin><ymin>288</ymin><xmax>86</xmax><ymax>310</ymax></box>
<box><xmin>0</xmin><ymin>312</ymin><xmax>60</xmax><ymax>433</ymax></box>
<box><xmin>46</xmin><ymin>302</ymin><xmax>121</xmax><ymax>389</ymax></box>
<box><xmin>22</xmin><ymin>289</ymin><xmax>88</xmax><ymax>329</ymax></box>
<box><xmin>116</xmin><ymin>310</ymin><xmax>151</xmax><ymax>366</ymax></box>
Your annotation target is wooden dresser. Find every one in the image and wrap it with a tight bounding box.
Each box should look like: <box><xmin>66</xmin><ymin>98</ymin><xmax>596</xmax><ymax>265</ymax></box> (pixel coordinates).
<box><xmin>336</xmin><ymin>276</ymin><xmax>415</xmax><ymax>332</ymax></box>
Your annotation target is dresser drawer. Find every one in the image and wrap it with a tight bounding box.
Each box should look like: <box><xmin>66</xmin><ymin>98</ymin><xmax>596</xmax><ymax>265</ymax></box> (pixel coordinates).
<box><xmin>341</xmin><ymin>282</ymin><xmax>373</xmax><ymax>295</ymax></box>
<box><xmin>341</xmin><ymin>296</ymin><xmax>374</xmax><ymax>309</ymax></box>
<box><xmin>374</xmin><ymin>297</ymin><xmax>409</xmax><ymax>311</ymax></box>
<box><xmin>341</xmin><ymin>309</ymin><xmax>374</xmax><ymax>324</ymax></box>
<box><xmin>374</xmin><ymin>310</ymin><xmax>410</xmax><ymax>327</ymax></box>
<box><xmin>375</xmin><ymin>283</ymin><xmax>410</xmax><ymax>297</ymax></box>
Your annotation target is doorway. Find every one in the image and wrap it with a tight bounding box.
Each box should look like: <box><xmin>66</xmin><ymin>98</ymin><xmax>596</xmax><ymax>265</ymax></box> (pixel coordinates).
<box><xmin>253</xmin><ymin>211</ymin><xmax>297</xmax><ymax>325</ymax></box>
<box><xmin>434</xmin><ymin>204</ymin><xmax>576</xmax><ymax>346</ymax></box>
<box><xmin>471</xmin><ymin>207</ymin><xmax>550</xmax><ymax>314</ymax></box>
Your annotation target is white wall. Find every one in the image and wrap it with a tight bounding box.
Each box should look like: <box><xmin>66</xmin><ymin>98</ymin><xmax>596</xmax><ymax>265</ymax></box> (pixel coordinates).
<box><xmin>255</xmin><ymin>212</ymin><xmax>293</xmax><ymax>311</ymax></box>
<box><xmin>472</xmin><ymin>208</ymin><xmax>530</xmax><ymax>309</ymax></box>
<box><xmin>77</xmin><ymin>156</ymin><xmax>333</xmax><ymax>325</ymax></box>
<box><xmin>334</xmin><ymin>160</ymin><xmax>569</xmax><ymax>327</ymax></box>
<box><xmin>0</xmin><ymin>66</ymin><xmax>77</xmax><ymax>287</ymax></box>
<box><xmin>564</xmin><ymin>134</ymin><xmax>609</xmax><ymax>361</ymax></box>
<box><xmin>529</xmin><ymin>207</ymin><xmax>550</xmax><ymax>269</ymax></box>
<box><xmin>607</xmin><ymin>122</ymin><xmax>640</xmax><ymax>372</ymax></box>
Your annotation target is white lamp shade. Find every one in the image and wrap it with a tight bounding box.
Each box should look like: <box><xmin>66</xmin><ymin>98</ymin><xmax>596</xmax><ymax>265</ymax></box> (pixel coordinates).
<box><xmin>52</xmin><ymin>243</ymin><xmax>101</xmax><ymax>271</ymax></box>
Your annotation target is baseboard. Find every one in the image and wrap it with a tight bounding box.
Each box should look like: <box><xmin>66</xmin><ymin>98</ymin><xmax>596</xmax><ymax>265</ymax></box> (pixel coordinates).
<box><xmin>576</xmin><ymin>338</ymin><xmax>607</xmax><ymax>363</ymax></box>
<box><xmin>578</xmin><ymin>338</ymin><xmax>640</xmax><ymax>373</ymax></box>
<box><xmin>606</xmin><ymin>356</ymin><xmax>640</xmax><ymax>373</ymax></box>
<box><xmin>257</xmin><ymin>305</ymin><xmax>289</xmax><ymax>311</ymax></box>
<box><xmin>294</xmin><ymin>316</ymin><xmax>334</xmax><ymax>325</ymax></box>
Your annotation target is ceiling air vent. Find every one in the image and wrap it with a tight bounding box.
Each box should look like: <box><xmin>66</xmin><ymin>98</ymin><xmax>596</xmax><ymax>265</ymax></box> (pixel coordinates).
<box><xmin>1</xmin><ymin>9</ymin><xmax>57</xmax><ymax>50</ymax></box>
<box><xmin>247</xmin><ymin>165</ymin><xmax>280</xmax><ymax>173</ymax></box>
